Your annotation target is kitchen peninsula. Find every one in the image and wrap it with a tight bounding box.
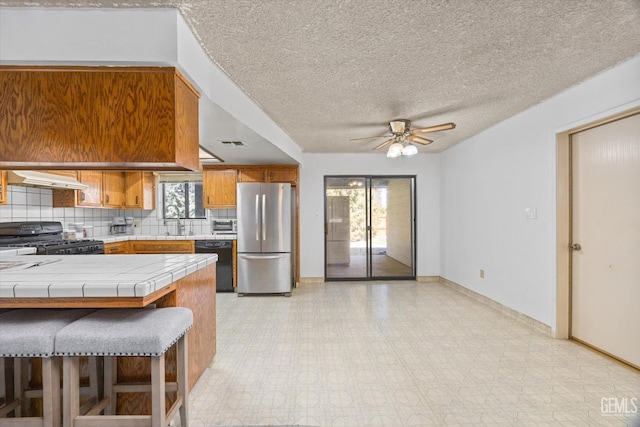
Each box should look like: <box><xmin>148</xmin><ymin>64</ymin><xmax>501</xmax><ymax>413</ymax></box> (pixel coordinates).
<box><xmin>0</xmin><ymin>252</ymin><xmax>218</xmax><ymax>395</ymax></box>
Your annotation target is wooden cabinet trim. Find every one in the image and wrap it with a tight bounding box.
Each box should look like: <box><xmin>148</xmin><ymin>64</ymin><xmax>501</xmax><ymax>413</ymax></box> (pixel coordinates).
<box><xmin>0</xmin><ymin>171</ymin><xmax>7</xmax><ymax>205</ymax></box>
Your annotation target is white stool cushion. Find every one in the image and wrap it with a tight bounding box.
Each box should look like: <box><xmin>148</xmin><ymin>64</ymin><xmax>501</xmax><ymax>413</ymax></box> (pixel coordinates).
<box><xmin>55</xmin><ymin>308</ymin><xmax>193</xmax><ymax>357</ymax></box>
<box><xmin>0</xmin><ymin>309</ymin><xmax>95</xmax><ymax>357</ymax></box>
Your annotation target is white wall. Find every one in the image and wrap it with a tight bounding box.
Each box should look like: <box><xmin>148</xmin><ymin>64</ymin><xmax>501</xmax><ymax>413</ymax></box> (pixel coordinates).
<box><xmin>0</xmin><ymin>8</ymin><xmax>178</xmax><ymax>64</ymax></box>
<box><xmin>440</xmin><ymin>54</ymin><xmax>640</xmax><ymax>329</ymax></box>
<box><xmin>299</xmin><ymin>153</ymin><xmax>440</xmax><ymax>279</ymax></box>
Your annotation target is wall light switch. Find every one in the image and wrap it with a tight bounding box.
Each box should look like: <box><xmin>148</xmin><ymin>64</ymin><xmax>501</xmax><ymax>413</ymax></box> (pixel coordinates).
<box><xmin>525</xmin><ymin>208</ymin><xmax>537</xmax><ymax>219</ymax></box>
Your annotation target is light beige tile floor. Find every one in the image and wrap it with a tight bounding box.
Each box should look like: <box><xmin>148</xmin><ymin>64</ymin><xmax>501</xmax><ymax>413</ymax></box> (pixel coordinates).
<box><xmin>187</xmin><ymin>281</ymin><xmax>640</xmax><ymax>426</ymax></box>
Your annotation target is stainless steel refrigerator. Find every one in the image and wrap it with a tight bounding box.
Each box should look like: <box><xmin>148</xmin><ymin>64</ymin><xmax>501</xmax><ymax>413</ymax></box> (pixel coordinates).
<box><xmin>237</xmin><ymin>183</ymin><xmax>292</xmax><ymax>296</ymax></box>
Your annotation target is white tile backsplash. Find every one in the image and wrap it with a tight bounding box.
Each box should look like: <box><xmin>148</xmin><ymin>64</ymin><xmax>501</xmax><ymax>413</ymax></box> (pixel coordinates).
<box><xmin>11</xmin><ymin>189</ymin><xmax>27</xmax><ymax>205</ymax></box>
<box><xmin>0</xmin><ymin>185</ymin><xmax>213</xmax><ymax>236</ymax></box>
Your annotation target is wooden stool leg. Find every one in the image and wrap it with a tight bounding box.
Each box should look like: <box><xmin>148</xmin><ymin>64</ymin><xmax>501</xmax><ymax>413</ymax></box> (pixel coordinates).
<box><xmin>0</xmin><ymin>358</ymin><xmax>18</xmax><ymax>418</ymax></box>
<box><xmin>0</xmin><ymin>357</ymin><xmax>5</xmax><ymax>407</ymax></box>
<box><xmin>151</xmin><ymin>354</ymin><xmax>166</xmax><ymax>427</ymax></box>
<box><xmin>13</xmin><ymin>358</ymin><xmax>27</xmax><ymax>416</ymax></box>
<box><xmin>88</xmin><ymin>357</ymin><xmax>99</xmax><ymax>403</ymax></box>
<box><xmin>41</xmin><ymin>357</ymin><xmax>59</xmax><ymax>427</ymax></box>
<box><xmin>63</xmin><ymin>357</ymin><xmax>80</xmax><ymax>427</ymax></box>
<box><xmin>102</xmin><ymin>356</ymin><xmax>114</xmax><ymax>415</ymax></box>
<box><xmin>178</xmin><ymin>335</ymin><xmax>189</xmax><ymax>427</ymax></box>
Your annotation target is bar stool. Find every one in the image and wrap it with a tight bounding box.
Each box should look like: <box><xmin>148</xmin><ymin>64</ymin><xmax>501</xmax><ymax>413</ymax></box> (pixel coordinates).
<box><xmin>0</xmin><ymin>309</ymin><xmax>95</xmax><ymax>427</ymax></box>
<box><xmin>55</xmin><ymin>308</ymin><xmax>192</xmax><ymax>427</ymax></box>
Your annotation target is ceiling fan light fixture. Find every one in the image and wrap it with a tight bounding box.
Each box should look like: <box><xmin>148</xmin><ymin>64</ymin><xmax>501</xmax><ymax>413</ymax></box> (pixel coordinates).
<box><xmin>401</xmin><ymin>143</ymin><xmax>418</xmax><ymax>156</ymax></box>
<box><xmin>387</xmin><ymin>141</ymin><xmax>404</xmax><ymax>158</ymax></box>
<box><xmin>389</xmin><ymin>119</ymin><xmax>410</xmax><ymax>134</ymax></box>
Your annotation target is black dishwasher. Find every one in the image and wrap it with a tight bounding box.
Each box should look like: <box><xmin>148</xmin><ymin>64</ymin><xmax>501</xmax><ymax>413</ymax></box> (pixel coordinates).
<box><xmin>195</xmin><ymin>240</ymin><xmax>234</xmax><ymax>292</ymax></box>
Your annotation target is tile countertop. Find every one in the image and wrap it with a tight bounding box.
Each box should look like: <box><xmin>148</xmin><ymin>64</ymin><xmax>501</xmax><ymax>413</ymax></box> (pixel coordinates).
<box><xmin>0</xmin><ymin>253</ymin><xmax>218</xmax><ymax>299</ymax></box>
<box><xmin>0</xmin><ymin>247</ymin><xmax>38</xmax><ymax>256</ymax></box>
<box><xmin>99</xmin><ymin>234</ymin><xmax>236</xmax><ymax>243</ymax></box>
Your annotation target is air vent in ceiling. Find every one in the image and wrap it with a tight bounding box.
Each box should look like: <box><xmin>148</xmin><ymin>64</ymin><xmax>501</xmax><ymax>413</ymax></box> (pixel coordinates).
<box><xmin>220</xmin><ymin>140</ymin><xmax>245</xmax><ymax>146</ymax></box>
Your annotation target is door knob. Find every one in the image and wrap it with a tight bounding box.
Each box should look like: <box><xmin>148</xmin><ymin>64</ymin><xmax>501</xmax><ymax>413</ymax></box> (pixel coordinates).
<box><xmin>569</xmin><ymin>243</ymin><xmax>582</xmax><ymax>251</ymax></box>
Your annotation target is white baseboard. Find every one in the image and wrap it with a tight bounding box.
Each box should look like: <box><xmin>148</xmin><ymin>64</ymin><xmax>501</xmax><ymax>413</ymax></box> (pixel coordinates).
<box><xmin>416</xmin><ymin>276</ymin><xmax>440</xmax><ymax>283</ymax></box>
<box><xmin>299</xmin><ymin>277</ymin><xmax>325</xmax><ymax>284</ymax></box>
<box><xmin>439</xmin><ymin>277</ymin><xmax>553</xmax><ymax>337</ymax></box>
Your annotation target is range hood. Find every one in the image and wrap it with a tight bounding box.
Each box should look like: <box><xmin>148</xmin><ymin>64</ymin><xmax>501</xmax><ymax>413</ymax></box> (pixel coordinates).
<box><xmin>7</xmin><ymin>171</ymin><xmax>88</xmax><ymax>190</ymax></box>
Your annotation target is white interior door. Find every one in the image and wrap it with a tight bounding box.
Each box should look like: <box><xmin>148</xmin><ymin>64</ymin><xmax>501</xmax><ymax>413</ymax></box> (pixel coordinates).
<box><xmin>570</xmin><ymin>112</ymin><xmax>640</xmax><ymax>368</ymax></box>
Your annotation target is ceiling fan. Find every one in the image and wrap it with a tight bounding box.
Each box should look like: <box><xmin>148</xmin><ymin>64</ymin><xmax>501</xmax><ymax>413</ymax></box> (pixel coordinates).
<box><xmin>350</xmin><ymin>119</ymin><xmax>456</xmax><ymax>157</ymax></box>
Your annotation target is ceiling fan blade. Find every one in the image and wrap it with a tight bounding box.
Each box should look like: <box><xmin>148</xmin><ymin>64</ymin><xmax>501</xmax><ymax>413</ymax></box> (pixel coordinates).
<box><xmin>407</xmin><ymin>135</ymin><xmax>433</xmax><ymax>145</ymax></box>
<box><xmin>411</xmin><ymin>122</ymin><xmax>456</xmax><ymax>134</ymax></box>
<box><xmin>374</xmin><ymin>138</ymin><xmax>395</xmax><ymax>150</ymax></box>
<box><xmin>349</xmin><ymin>134</ymin><xmax>391</xmax><ymax>141</ymax></box>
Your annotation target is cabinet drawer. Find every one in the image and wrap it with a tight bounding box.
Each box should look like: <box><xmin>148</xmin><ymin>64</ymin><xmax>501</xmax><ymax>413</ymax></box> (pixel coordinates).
<box><xmin>104</xmin><ymin>241</ymin><xmax>130</xmax><ymax>254</ymax></box>
<box><xmin>129</xmin><ymin>240</ymin><xmax>194</xmax><ymax>254</ymax></box>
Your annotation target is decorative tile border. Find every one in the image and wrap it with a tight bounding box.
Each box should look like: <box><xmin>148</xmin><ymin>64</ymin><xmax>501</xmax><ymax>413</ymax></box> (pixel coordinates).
<box><xmin>439</xmin><ymin>277</ymin><xmax>553</xmax><ymax>336</ymax></box>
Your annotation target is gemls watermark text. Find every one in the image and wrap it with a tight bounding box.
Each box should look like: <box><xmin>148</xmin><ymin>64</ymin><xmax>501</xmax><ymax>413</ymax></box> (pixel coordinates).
<box><xmin>601</xmin><ymin>397</ymin><xmax>638</xmax><ymax>416</ymax></box>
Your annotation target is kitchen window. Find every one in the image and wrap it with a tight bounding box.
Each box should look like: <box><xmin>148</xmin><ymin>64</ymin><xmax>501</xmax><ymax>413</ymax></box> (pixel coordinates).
<box><xmin>162</xmin><ymin>182</ymin><xmax>206</xmax><ymax>219</ymax></box>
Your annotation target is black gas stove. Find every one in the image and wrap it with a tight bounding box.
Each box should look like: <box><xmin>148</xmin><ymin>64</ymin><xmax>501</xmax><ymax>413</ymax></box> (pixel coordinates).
<box><xmin>0</xmin><ymin>221</ymin><xmax>104</xmax><ymax>255</ymax></box>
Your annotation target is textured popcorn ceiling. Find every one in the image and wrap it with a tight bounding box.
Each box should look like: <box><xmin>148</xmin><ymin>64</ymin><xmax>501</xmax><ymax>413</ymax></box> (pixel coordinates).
<box><xmin>2</xmin><ymin>1</ymin><xmax>640</xmax><ymax>154</ymax></box>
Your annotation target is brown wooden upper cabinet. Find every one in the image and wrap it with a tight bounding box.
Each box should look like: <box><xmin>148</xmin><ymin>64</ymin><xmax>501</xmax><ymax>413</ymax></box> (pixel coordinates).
<box><xmin>0</xmin><ymin>171</ymin><xmax>7</xmax><ymax>205</ymax></box>
<box><xmin>238</xmin><ymin>166</ymin><xmax>298</xmax><ymax>185</ymax></box>
<box><xmin>125</xmin><ymin>172</ymin><xmax>156</xmax><ymax>210</ymax></box>
<box><xmin>202</xmin><ymin>165</ymin><xmax>298</xmax><ymax>208</ymax></box>
<box><xmin>53</xmin><ymin>171</ymin><xmax>155</xmax><ymax>209</ymax></box>
<box><xmin>0</xmin><ymin>66</ymin><xmax>200</xmax><ymax>171</ymax></box>
<box><xmin>102</xmin><ymin>171</ymin><xmax>125</xmax><ymax>209</ymax></box>
<box><xmin>53</xmin><ymin>170</ymin><xmax>104</xmax><ymax>208</ymax></box>
<box><xmin>77</xmin><ymin>171</ymin><xmax>104</xmax><ymax>207</ymax></box>
<box><xmin>203</xmin><ymin>169</ymin><xmax>237</xmax><ymax>208</ymax></box>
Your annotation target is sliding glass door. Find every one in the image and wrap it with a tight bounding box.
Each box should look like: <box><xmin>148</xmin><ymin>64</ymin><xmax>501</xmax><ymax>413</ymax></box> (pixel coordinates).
<box><xmin>324</xmin><ymin>176</ymin><xmax>415</xmax><ymax>280</ymax></box>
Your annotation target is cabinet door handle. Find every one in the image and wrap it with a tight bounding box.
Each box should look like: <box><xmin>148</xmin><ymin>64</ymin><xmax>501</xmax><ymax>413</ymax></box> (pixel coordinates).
<box><xmin>135</xmin><ymin>196</ymin><xmax>139</xmax><ymax>205</ymax></box>
<box><xmin>207</xmin><ymin>196</ymin><xmax>210</xmax><ymax>204</ymax></box>
<box><xmin>81</xmin><ymin>192</ymin><xmax>86</xmax><ymax>201</ymax></box>
<box><xmin>105</xmin><ymin>194</ymin><xmax>109</xmax><ymax>203</ymax></box>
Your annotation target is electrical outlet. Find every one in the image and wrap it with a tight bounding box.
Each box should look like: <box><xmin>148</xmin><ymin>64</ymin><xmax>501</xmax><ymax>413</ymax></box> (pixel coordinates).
<box><xmin>480</xmin><ymin>269</ymin><xmax>485</xmax><ymax>278</ymax></box>
<box><xmin>525</xmin><ymin>207</ymin><xmax>537</xmax><ymax>219</ymax></box>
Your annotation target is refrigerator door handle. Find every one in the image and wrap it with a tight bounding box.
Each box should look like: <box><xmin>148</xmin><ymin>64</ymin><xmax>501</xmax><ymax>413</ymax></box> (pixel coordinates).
<box><xmin>262</xmin><ymin>193</ymin><xmax>267</xmax><ymax>241</ymax></box>
<box><xmin>240</xmin><ymin>254</ymin><xmax>287</xmax><ymax>260</ymax></box>
<box><xmin>255</xmin><ymin>194</ymin><xmax>260</xmax><ymax>241</ymax></box>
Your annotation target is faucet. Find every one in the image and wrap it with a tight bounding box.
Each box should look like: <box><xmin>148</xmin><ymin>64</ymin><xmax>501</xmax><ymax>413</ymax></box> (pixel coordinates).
<box><xmin>177</xmin><ymin>218</ymin><xmax>186</xmax><ymax>236</ymax></box>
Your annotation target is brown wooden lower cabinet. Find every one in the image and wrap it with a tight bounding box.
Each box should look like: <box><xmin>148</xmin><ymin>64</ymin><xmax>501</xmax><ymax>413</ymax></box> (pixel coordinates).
<box><xmin>128</xmin><ymin>240</ymin><xmax>194</xmax><ymax>254</ymax></box>
<box><xmin>103</xmin><ymin>241</ymin><xmax>130</xmax><ymax>254</ymax></box>
<box><xmin>104</xmin><ymin>240</ymin><xmax>194</xmax><ymax>254</ymax></box>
